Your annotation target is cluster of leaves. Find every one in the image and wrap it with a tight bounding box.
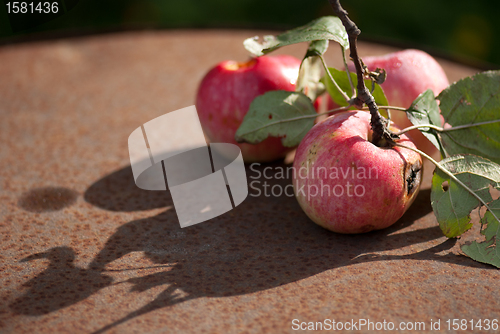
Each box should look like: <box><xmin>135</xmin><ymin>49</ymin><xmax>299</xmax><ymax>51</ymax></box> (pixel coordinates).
<box><xmin>235</xmin><ymin>16</ymin><xmax>500</xmax><ymax>268</ymax></box>
<box><xmin>236</xmin><ymin>16</ymin><xmax>387</xmax><ymax>147</ymax></box>
<box><xmin>409</xmin><ymin>73</ymin><xmax>500</xmax><ymax>267</ymax></box>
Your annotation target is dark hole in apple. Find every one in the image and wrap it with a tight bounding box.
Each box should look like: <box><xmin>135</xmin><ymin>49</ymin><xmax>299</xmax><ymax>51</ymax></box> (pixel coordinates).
<box><xmin>406</xmin><ymin>163</ymin><xmax>422</xmax><ymax>196</ymax></box>
<box><xmin>441</xmin><ymin>181</ymin><xmax>449</xmax><ymax>192</ymax></box>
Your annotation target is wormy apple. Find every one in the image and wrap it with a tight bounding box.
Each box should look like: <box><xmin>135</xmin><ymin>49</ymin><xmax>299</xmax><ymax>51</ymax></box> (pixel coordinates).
<box><xmin>326</xmin><ymin>49</ymin><xmax>449</xmax><ymax>155</ymax></box>
<box><xmin>196</xmin><ymin>55</ymin><xmax>301</xmax><ymax>162</ymax></box>
<box><xmin>293</xmin><ymin>110</ymin><xmax>422</xmax><ymax>234</ymax></box>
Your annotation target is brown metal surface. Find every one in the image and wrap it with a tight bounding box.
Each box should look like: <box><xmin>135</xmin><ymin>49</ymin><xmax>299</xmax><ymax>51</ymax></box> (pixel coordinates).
<box><xmin>0</xmin><ymin>30</ymin><xmax>498</xmax><ymax>334</ymax></box>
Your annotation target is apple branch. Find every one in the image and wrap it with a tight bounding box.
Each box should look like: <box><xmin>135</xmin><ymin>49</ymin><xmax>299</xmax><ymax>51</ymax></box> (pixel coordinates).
<box><xmin>328</xmin><ymin>0</ymin><xmax>399</xmax><ymax>147</ymax></box>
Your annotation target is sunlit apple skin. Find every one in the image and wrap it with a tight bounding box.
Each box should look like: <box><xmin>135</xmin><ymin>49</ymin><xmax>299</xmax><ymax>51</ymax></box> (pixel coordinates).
<box><xmin>361</xmin><ymin>49</ymin><xmax>449</xmax><ymax>108</ymax></box>
<box><xmin>196</xmin><ymin>55</ymin><xmax>301</xmax><ymax>162</ymax></box>
<box><xmin>293</xmin><ymin>110</ymin><xmax>422</xmax><ymax>234</ymax></box>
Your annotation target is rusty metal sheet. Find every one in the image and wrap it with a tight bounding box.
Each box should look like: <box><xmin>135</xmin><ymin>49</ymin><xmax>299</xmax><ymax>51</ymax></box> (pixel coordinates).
<box><xmin>0</xmin><ymin>30</ymin><xmax>498</xmax><ymax>334</ymax></box>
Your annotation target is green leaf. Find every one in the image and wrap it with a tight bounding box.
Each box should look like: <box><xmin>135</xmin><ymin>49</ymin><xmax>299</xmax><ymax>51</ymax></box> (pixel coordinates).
<box><xmin>304</xmin><ymin>39</ymin><xmax>329</xmax><ymax>58</ymax></box>
<box><xmin>321</xmin><ymin>67</ymin><xmax>389</xmax><ymax>116</ymax></box>
<box><xmin>406</xmin><ymin>89</ymin><xmax>445</xmax><ymax>154</ymax></box>
<box><xmin>235</xmin><ymin>91</ymin><xmax>317</xmax><ymax>147</ymax></box>
<box><xmin>437</xmin><ymin>70</ymin><xmax>500</xmax><ymax>164</ymax></box>
<box><xmin>462</xmin><ymin>201</ymin><xmax>500</xmax><ymax>268</ymax></box>
<box><xmin>243</xmin><ymin>16</ymin><xmax>348</xmax><ymax>57</ymax></box>
<box><xmin>296</xmin><ymin>54</ymin><xmax>325</xmax><ymax>101</ymax></box>
<box><xmin>431</xmin><ymin>154</ymin><xmax>500</xmax><ymax>238</ymax></box>
<box><xmin>321</xmin><ymin>68</ymin><xmax>350</xmax><ymax>107</ymax></box>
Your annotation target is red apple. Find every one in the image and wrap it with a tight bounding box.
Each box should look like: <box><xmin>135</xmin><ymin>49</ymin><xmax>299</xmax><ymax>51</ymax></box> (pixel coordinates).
<box><xmin>361</xmin><ymin>49</ymin><xmax>449</xmax><ymax>108</ymax></box>
<box><xmin>325</xmin><ymin>49</ymin><xmax>449</xmax><ymax>155</ymax></box>
<box><xmin>196</xmin><ymin>55</ymin><xmax>301</xmax><ymax>162</ymax></box>
<box><xmin>359</xmin><ymin>50</ymin><xmax>449</xmax><ymax>155</ymax></box>
<box><xmin>293</xmin><ymin>110</ymin><xmax>422</xmax><ymax>234</ymax></box>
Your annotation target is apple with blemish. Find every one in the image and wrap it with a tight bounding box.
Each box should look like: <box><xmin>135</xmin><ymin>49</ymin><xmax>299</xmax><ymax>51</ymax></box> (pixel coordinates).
<box><xmin>293</xmin><ymin>110</ymin><xmax>422</xmax><ymax>234</ymax></box>
<box><xmin>196</xmin><ymin>55</ymin><xmax>301</xmax><ymax>162</ymax></box>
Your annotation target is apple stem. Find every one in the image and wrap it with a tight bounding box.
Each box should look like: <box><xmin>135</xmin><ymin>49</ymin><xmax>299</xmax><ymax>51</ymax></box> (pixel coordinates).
<box><xmin>395</xmin><ymin>124</ymin><xmax>445</xmax><ymax>136</ymax></box>
<box><xmin>328</xmin><ymin>0</ymin><xmax>399</xmax><ymax>147</ymax></box>
<box><xmin>341</xmin><ymin>46</ymin><xmax>355</xmax><ymax>98</ymax></box>
<box><xmin>319</xmin><ymin>55</ymin><xmax>351</xmax><ymax>103</ymax></box>
<box><xmin>395</xmin><ymin>119</ymin><xmax>500</xmax><ymax>136</ymax></box>
<box><xmin>376</xmin><ymin>106</ymin><xmax>407</xmax><ymax>112</ymax></box>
